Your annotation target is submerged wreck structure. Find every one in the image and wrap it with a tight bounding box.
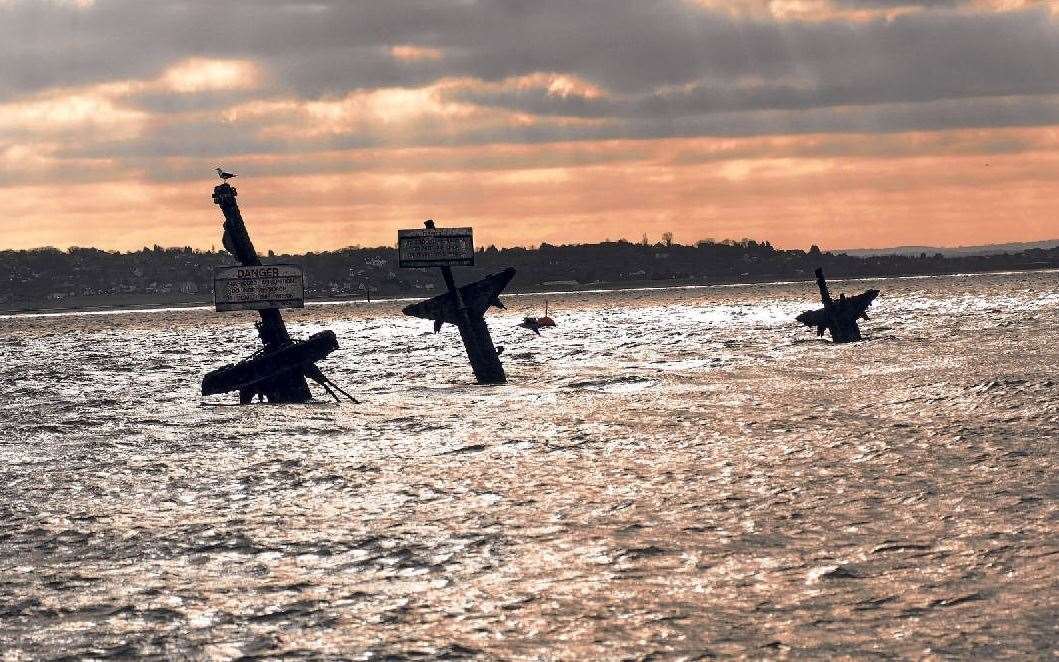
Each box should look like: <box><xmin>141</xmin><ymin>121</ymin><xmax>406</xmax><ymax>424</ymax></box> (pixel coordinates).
<box><xmin>796</xmin><ymin>267</ymin><xmax>879</xmax><ymax>343</ymax></box>
<box><xmin>399</xmin><ymin>220</ymin><xmax>513</xmax><ymax>385</ymax></box>
<box><xmin>518</xmin><ymin>300</ymin><xmax>557</xmax><ymax>336</ymax></box>
<box><xmin>201</xmin><ymin>181</ymin><xmax>354</xmax><ymax>404</ymax></box>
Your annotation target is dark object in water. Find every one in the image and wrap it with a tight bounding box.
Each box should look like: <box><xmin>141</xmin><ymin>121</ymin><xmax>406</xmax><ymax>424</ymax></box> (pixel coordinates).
<box><xmin>401</xmin><ymin>220</ymin><xmax>512</xmax><ymax>385</ymax></box>
<box><xmin>520</xmin><ymin>317</ymin><xmax>543</xmax><ymax>335</ymax></box>
<box><xmin>796</xmin><ymin>268</ymin><xmax>879</xmax><ymax>343</ymax></box>
<box><xmin>519</xmin><ymin>301</ymin><xmax>557</xmax><ymax>335</ymax></box>
<box><xmin>202</xmin><ymin>182</ymin><xmax>354</xmax><ymax>404</ymax></box>
<box><xmin>202</xmin><ymin>330</ymin><xmax>339</xmax><ymax>400</ymax></box>
<box><xmin>403</xmin><ymin>267</ymin><xmax>515</xmax><ymax>327</ymax></box>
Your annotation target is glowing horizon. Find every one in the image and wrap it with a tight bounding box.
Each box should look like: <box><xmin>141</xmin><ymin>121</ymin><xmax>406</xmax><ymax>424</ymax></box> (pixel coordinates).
<box><xmin>1</xmin><ymin>1</ymin><xmax>1058</xmax><ymax>253</ymax></box>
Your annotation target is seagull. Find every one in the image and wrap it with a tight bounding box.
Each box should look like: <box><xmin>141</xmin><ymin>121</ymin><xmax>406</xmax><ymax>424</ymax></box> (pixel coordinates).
<box><xmin>215</xmin><ymin>166</ymin><xmax>237</xmax><ymax>182</ymax></box>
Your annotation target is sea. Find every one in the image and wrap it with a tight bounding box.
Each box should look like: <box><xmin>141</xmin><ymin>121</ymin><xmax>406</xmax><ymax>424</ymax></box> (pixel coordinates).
<box><xmin>1</xmin><ymin>270</ymin><xmax>1056</xmax><ymax>659</ymax></box>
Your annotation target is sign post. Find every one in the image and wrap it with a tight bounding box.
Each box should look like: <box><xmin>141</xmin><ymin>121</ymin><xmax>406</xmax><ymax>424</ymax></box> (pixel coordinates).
<box><xmin>399</xmin><ymin>220</ymin><xmax>513</xmax><ymax>385</ymax></box>
<box><xmin>398</xmin><ymin>227</ymin><xmax>474</xmax><ymax>268</ymax></box>
<box><xmin>214</xmin><ymin>264</ymin><xmax>305</xmax><ymax>312</ymax></box>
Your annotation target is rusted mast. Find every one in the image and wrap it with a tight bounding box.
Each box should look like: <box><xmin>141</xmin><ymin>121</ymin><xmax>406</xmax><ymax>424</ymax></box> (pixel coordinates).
<box><xmin>211</xmin><ymin>183</ymin><xmax>312</xmax><ymax>402</ymax></box>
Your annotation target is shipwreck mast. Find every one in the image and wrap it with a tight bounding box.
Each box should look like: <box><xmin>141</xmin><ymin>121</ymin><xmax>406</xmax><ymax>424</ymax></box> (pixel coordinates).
<box><xmin>212</xmin><ymin>183</ymin><xmax>311</xmax><ymax>401</ymax></box>
<box><xmin>203</xmin><ymin>182</ymin><xmax>351</xmax><ymax>404</ymax></box>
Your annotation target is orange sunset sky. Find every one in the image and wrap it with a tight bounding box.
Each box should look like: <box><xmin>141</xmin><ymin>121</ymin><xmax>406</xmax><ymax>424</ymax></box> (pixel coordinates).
<box><xmin>1</xmin><ymin>0</ymin><xmax>1057</xmax><ymax>253</ymax></box>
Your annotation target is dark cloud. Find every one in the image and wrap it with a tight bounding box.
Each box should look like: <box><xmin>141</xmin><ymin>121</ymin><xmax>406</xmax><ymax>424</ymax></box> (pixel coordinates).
<box><xmin>446</xmin><ymin>6</ymin><xmax>1059</xmax><ymax>119</ymax></box>
<box><xmin>123</xmin><ymin>89</ymin><xmax>266</xmax><ymax>114</ymax></box>
<box><xmin>56</xmin><ymin>92</ymin><xmax>1059</xmax><ymax>171</ymax></box>
<box><xmin>1</xmin><ymin>0</ymin><xmax>1057</xmax><ymax>160</ymax></box>
<box><xmin>831</xmin><ymin>0</ymin><xmax>963</xmax><ymax>7</ymax></box>
<box><xmin>2</xmin><ymin>2</ymin><xmax>1055</xmax><ymax>95</ymax></box>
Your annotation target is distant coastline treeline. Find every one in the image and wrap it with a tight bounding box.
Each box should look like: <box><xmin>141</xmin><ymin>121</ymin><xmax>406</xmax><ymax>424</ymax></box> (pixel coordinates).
<box><xmin>2</xmin><ymin>238</ymin><xmax>1057</xmax><ymax>312</ymax></box>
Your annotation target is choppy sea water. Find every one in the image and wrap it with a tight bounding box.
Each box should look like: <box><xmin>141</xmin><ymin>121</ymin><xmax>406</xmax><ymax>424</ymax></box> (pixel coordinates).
<box><xmin>0</xmin><ymin>271</ymin><xmax>1056</xmax><ymax>659</ymax></box>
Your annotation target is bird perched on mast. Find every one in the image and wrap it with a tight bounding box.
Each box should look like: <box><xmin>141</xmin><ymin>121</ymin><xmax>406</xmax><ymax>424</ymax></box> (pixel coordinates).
<box><xmin>215</xmin><ymin>166</ymin><xmax>237</xmax><ymax>182</ymax></box>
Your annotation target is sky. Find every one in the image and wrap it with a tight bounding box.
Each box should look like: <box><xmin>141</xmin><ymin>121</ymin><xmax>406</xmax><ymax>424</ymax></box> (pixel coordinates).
<box><xmin>0</xmin><ymin>0</ymin><xmax>1057</xmax><ymax>252</ymax></box>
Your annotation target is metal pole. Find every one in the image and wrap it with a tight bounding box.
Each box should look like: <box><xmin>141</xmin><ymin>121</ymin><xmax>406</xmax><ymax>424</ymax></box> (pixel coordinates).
<box><xmin>427</xmin><ymin>221</ymin><xmax>506</xmax><ymax>384</ymax></box>
<box><xmin>212</xmin><ymin>183</ymin><xmax>311</xmax><ymax>401</ymax></box>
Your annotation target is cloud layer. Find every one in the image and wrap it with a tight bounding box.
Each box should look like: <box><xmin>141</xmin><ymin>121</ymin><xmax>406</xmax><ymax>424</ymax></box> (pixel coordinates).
<box><xmin>0</xmin><ymin>0</ymin><xmax>1057</xmax><ymax>250</ymax></box>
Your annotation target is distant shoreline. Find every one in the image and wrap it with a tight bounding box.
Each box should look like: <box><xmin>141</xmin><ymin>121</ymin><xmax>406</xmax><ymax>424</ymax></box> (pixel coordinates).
<box><xmin>3</xmin><ymin>265</ymin><xmax>1055</xmax><ymax>319</ymax></box>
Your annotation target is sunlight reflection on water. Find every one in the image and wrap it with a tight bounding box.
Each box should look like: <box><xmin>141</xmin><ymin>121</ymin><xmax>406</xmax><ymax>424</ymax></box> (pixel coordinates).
<box><xmin>0</xmin><ymin>270</ymin><xmax>1056</xmax><ymax>658</ymax></box>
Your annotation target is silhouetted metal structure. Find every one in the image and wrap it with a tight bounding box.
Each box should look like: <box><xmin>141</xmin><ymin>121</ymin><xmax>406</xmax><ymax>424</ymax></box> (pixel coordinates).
<box><xmin>518</xmin><ymin>299</ymin><xmax>556</xmax><ymax>335</ymax></box>
<box><xmin>401</xmin><ymin>220</ymin><xmax>512</xmax><ymax>384</ymax></box>
<box><xmin>796</xmin><ymin>267</ymin><xmax>879</xmax><ymax>343</ymax></box>
<box><xmin>202</xmin><ymin>182</ymin><xmax>353</xmax><ymax>403</ymax></box>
